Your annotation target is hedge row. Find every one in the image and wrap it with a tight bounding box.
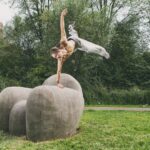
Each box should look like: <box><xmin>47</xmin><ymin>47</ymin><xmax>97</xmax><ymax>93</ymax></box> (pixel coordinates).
<box><xmin>85</xmin><ymin>87</ymin><xmax>150</xmax><ymax>105</ymax></box>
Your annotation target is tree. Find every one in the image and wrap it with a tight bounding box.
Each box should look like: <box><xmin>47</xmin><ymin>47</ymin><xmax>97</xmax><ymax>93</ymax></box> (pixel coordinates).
<box><xmin>0</xmin><ymin>0</ymin><xmax>149</xmax><ymax>98</ymax></box>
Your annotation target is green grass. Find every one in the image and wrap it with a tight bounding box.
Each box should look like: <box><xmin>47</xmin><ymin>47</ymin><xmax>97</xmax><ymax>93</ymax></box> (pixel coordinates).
<box><xmin>0</xmin><ymin>110</ymin><xmax>150</xmax><ymax>150</ymax></box>
<box><xmin>85</xmin><ymin>104</ymin><xmax>150</xmax><ymax>108</ymax></box>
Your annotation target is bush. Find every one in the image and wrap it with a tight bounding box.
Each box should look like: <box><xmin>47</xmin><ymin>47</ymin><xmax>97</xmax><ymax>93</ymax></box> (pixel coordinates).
<box><xmin>84</xmin><ymin>86</ymin><xmax>150</xmax><ymax>105</ymax></box>
<box><xmin>0</xmin><ymin>76</ymin><xmax>20</xmax><ymax>92</ymax></box>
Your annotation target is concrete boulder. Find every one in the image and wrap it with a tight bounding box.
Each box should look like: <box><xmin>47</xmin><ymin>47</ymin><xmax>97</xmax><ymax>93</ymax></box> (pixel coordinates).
<box><xmin>0</xmin><ymin>74</ymin><xmax>84</xmax><ymax>142</ymax></box>
<box><xmin>9</xmin><ymin>100</ymin><xmax>26</xmax><ymax>136</ymax></box>
<box><xmin>0</xmin><ymin>87</ymin><xmax>32</xmax><ymax>131</ymax></box>
<box><xmin>26</xmin><ymin>74</ymin><xmax>84</xmax><ymax>141</ymax></box>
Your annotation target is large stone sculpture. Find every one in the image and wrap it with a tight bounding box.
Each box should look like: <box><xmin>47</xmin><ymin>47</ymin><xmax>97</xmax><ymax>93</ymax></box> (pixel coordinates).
<box><xmin>26</xmin><ymin>74</ymin><xmax>84</xmax><ymax>141</ymax></box>
<box><xmin>0</xmin><ymin>87</ymin><xmax>32</xmax><ymax>131</ymax></box>
<box><xmin>9</xmin><ymin>100</ymin><xmax>26</xmax><ymax>136</ymax></box>
<box><xmin>0</xmin><ymin>74</ymin><xmax>84</xmax><ymax>142</ymax></box>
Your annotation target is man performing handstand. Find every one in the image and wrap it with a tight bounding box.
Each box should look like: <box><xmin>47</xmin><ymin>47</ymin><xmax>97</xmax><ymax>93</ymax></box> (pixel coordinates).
<box><xmin>51</xmin><ymin>9</ymin><xmax>76</xmax><ymax>88</ymax></box>
<box><xmin>51</xmin><ymin>9</ymin><xmax>110</xmax><ymax>88</ymax></box>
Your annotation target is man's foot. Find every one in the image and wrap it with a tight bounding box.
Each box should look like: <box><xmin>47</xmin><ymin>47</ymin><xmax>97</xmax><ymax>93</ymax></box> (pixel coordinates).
<box><xmin>57</xmin><ymin>83</ymin><xmax>64</xmax><ymax>88</ymax></box>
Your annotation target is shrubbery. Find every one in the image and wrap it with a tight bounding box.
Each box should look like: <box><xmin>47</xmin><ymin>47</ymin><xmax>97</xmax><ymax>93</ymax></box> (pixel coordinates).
<box><xmin>0</xmin><ymin>76</ymin><xmax>20</xmax><ymax>92</ymax></box>
<box><xmin>85</xmin><ymin>86</ymin><xmax>150</xmax><ymax>105</ymax></box>
<box><xmin>0</xmin><ymin>0</ymin><xmax>149</xmax><ymax>105</ymax></box>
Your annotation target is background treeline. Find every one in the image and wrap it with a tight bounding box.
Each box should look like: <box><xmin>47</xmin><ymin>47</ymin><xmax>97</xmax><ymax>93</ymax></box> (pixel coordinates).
<box><xmin>0</xmin><ymin>0</ymin><xmax>150</xmax><ymax>104</ymax></box>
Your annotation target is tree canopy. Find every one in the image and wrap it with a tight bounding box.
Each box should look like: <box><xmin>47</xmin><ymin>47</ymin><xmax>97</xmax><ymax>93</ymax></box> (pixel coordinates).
<box><xmin>0</xmin><ymin>0</ymin><xmax>150</xmax><ymax>102</ymax></box>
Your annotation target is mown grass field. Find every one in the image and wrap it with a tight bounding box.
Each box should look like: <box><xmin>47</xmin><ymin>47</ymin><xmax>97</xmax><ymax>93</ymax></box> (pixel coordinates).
<box><xmin>0</xmin><ymin>110</ymin><xmax>150</xmax><ymax>150</ymax></box>
<box><xmin>85</xmin><ymin>104</ymin><xmax>150</xmax><ymax>108</ymax></box>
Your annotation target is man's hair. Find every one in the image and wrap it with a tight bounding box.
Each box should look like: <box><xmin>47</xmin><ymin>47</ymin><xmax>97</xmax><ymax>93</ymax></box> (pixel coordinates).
<box><xmin>51</xmin><ymin>47</ymin><xmax>59</xmax><ymax>54</ymax></box>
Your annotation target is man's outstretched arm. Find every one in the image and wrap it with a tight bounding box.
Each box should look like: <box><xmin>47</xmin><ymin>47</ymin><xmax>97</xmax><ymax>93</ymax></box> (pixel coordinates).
<box><xmin>60</xmin><ymin>8</ymin><xmax>68</xmax><ymax>42</ymax></box>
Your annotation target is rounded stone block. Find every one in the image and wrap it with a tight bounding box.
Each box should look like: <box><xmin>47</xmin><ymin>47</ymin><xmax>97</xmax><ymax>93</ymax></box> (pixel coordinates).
<box><xmin>9</xmin><ymin>100</ymin><xmax>26</xmax><ymax>136</ymax></box>
<box><xmin>0</xmin><ymin>87</ymin><xmax>32</xmax><ymax>131</ymax></box>
<box><xmin>26</xmin><ymin>86</ymin><xmax>84</xmax><ymax>142</ymax></box>
<box><xmin>43</xmin><ymin>73</ymin><xmax>82</xmax><ymax>93</ymax></box>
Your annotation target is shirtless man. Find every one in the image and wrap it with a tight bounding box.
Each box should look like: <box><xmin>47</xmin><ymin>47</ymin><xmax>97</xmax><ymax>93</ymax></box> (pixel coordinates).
<box><xmin>51</xmin><ymin>9</ymin><xmax>76</xmax><ymax>88</ymax></box>
<box><xmin>51</xmin><ymin>9</ymin><xmax>110</xmax><ymax>88</ymax></box>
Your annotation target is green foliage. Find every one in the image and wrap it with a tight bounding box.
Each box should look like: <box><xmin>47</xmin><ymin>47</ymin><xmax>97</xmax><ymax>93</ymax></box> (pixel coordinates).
<box><xmin>0</xmin><ymin>0</ymin><xmax>149</xmax><ymax>104</ymax></box>
<box><xmin>0</xmin><ymin>111</ymin><xmax>150</xmax><ymax>149</ymax></box>
<box><xmin>85</xmin><ymin>87</ymin><xmax>150</xmax><ymax>105</ymax></box>
<box><xmin>0</xmin><ymin>76</ymin><xmax>20</xmax><ymax>91</ymax></box>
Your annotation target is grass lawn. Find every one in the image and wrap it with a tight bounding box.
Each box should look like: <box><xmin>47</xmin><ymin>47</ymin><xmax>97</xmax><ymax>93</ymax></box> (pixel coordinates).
<box><xmin>0</xmin><ymin>110</ymin><xmax>150</xmax><ymax>150</ymax></box>
<box><xmin>85</xmin><ymin>104</ymin><xmax>150</xmax><ymax>108</ymax></box>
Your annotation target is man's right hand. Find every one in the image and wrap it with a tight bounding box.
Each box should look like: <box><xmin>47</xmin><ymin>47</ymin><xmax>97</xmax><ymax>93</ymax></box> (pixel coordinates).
<box><xmin>61</xmin><ymin>8</ymin><xmax>68</xmax><ymax>16</ymax></box>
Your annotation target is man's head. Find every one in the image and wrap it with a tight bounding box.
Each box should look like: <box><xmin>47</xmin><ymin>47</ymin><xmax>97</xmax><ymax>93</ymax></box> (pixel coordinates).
<box><xmin>51</xmin><ymin>47</ymin><xmax>59</xmax><ymax>58</ymax></box>
<box><xmin>51</xmin><ymin>47</ymin><xmax>67</xmax><ymax>59</ymax></box>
